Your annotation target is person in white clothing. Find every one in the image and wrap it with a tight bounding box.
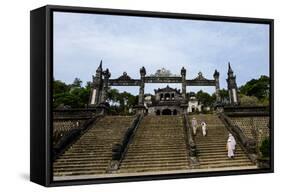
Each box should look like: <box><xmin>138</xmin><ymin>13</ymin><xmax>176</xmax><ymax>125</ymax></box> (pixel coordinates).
<box><xmin>191</xmin><ymin>117</ymin><xmax>198</xmax><ymax>135</ymax></box>
<box><xmin>201</xmin><ymin>121</ymin><xmax>207</xmax><ymax>136</ymax></box>
<box><xmin>229</xmin><ymin>133</ymin><xmax>236</xmax><ymax>151</ymax></box>
<box><xmin>226</xmin><ymin>133</ymin><xmax>236</xmax><ymax>159</ymax></box>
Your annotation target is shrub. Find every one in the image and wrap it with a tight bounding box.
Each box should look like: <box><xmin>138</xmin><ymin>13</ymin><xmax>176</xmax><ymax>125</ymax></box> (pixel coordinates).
<box><xmin>259</xmin><ymin>137</ymin><xmax>270</xmax><ymax>158</ymax></box>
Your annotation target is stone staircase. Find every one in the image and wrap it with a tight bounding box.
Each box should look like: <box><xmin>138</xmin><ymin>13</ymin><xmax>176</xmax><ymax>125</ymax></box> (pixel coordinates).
<box><xmin>53</xmin><ymin>116</ymin><xmax>134</xmax><ymax>177</ymax></box>
<box><xmin>119</xmin><ymin>115</ymin><xmax>189</xmax><ymax>173</ymax></box>
<box><xmin>189</xmin><ymin>114</ymin><xmax>255</xmax><ymax>169</ymax></box>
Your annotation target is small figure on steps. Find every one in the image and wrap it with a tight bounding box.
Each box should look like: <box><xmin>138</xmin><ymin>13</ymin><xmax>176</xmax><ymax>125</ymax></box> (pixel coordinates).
<box><xmin>226</xmin><ymin>133</ymin><xmax>236</xmax><ymax>159</ymax></box>
<box><xmin>201</xmin><ymin>121</ymin><xmax>207</xmax><ymax>136</ymax></box>
<box><xmin>191</xmin><ymin>117</ymin><xmax>198</xmax><ymax>135</ymax></box>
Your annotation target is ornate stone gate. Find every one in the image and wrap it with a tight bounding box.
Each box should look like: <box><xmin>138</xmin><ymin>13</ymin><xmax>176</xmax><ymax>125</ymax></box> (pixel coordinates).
<box><xmin>89</xmin><ymin>60</ymin><xmax>239</xmax><ymax>113</ymax></box>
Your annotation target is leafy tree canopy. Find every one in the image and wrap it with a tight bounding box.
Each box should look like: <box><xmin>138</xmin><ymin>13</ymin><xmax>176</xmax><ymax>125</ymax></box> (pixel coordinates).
<box><xmin>239</xmin><ymin>75</ymin><xmax>269</xmax><ymax>100</ymax></box>
<box><xmin>195</xmin><ymin>90</ymin><xmax>215</xmax><ymax>106</ymax></box>
<box><xmin>53</xmin><ymin>78</ymin><xmax>91</xmax><ymax>109</ymax></box>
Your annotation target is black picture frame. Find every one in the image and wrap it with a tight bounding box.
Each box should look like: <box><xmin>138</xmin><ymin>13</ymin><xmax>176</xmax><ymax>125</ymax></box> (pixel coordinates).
<box><xmin>30</xmin><ymin>4</ymin><xmax>274</xmax><ymax>187</ymax></box>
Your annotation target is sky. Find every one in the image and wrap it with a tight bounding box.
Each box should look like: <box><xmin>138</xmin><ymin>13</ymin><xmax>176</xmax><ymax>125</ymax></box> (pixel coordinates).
<box><xmin>53</xmin><ymin>11</ymin><xmax>270</xmax><ymax>95</ymax></box>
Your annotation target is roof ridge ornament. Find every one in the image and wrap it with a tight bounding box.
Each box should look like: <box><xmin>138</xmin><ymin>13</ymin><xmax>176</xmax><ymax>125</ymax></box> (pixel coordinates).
<box><xmin>194</xmin><ymin>71</ymin><xmax>207</xmax><ymax>80</ymax></box>
<box><xmin>149</xmin><ymin>67</ymin><xmax>180</xmax><ymax>77</ymax></box>
<box><xmin>117</xmin><ymin>72</ymin><xmax>132</xmax><ymax>80</ymax></box>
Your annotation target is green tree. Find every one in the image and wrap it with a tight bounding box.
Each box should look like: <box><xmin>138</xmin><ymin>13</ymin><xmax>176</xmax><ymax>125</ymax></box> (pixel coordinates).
<box><xmin>219</xmin><ymin>88</ymin><xmax>229</xmax><ymax>102</ymax></box>
<box><xmin>53</xmin><ymin>78</ymin><xmax>91</xmax><ymax>108</ymax></box>
<box><xmin>108</xmin><ymin>88</ymin><xmax>120</xmax><ymax>104</ymax></box>
<box><xmin>196</xmin><ymin>90</ymin><xmax>215</xmax><ymax>106</ymax></box>
<box><xmin>53</xmin><ymin>92</ymin><xmax>81</xmax><ymax>108</ymax></box>
<box><xmin>107</xmin><ymin>88</ymin><xmax>138</xmax><ymax>114</ymax></box>
<box><xmin>239</xmin><ymin>75</ymin><xmax>269</xmax><ymax>100</ymax></box>
<box><xmin>72</xmin><ymin>78</ymin><xmax>82</xmax><ymax>88</ymax></box>
<box><xmin>239</xmin><ymin>94</ymin><xmax>260</xmax><ymax>106</ymax></box>
<box><xmin>53</xmin><ymin>80</ymin><xmax>69</xmax><ymax>95</ymax></box>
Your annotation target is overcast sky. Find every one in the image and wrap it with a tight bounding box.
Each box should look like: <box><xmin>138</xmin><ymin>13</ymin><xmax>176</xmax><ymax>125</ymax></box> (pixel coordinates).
<box><xmin>53</xmin><ymin>11</ymin><xmax>269</xmax><ymax>95</ymax></box>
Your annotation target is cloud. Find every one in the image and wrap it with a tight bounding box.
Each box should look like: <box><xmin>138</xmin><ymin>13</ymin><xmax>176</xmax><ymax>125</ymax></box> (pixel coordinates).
<box><xmin>54</xmin><ymin>12</ymin><xmax>269</xmax><ymax>95</ymax></box>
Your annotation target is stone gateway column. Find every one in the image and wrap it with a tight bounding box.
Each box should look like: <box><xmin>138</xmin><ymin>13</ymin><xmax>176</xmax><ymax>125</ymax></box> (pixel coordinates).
<box><xmin>100</xmin><ymin>68</ymin><xmax>111</xmax><ymax>103</ymax></box>
<box><xmin>138</xmin><ymin>66</ymin><xmax>146</xmax><ymax>105</ymax></box>
<box><xmin>213</xmin><ymin>69</ymin><xmax>221</xmax><ymax>103</ymax></box>
<box><xmin>181</xmin><ymin>67</ymin><xmax>187</xmax><ymax>103</ymax></box>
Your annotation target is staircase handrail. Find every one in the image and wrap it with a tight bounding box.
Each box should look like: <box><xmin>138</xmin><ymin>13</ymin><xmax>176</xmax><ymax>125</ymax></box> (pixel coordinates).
<box><xmin>218</xmin><ymin>112</ymin><xmax>257</xmax><ymax>162</ymax></box>
<box><xmin>108</xmin><ymin>114</ymin><xmax>143</xmax><ymax>172</ymax></box>
<box><xmin>183</xmin><ymin>114</ymin><xmax>197</xmax><ymax>157</ymax></box>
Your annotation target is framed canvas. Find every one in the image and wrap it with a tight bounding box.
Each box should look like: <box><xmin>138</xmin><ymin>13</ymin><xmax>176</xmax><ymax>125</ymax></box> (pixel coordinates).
<box><xmin>30</xmin><ymin>5</ymin><xmax>274</xmax><ymax>187</ymax></box>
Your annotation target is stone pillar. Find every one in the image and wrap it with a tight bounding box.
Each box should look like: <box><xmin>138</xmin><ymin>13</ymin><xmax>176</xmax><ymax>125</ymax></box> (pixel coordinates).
<box><xmin>181</xmin><ymin>67</ymin><xmax>187</xmax><ymax>103</ymax></box>
<box><xmin>89</xmin><ymin>60</ymin><xmax>103</xmax><ymax>106</ymax></box>
<box><xmin>226</xmin><ymin>62</ymin><xmax>239</xmax><ymax>105</ymax></box>
<box><xmin>138</xmin><ymin>66</ymin><xmax>146</xmax><ymax>105</ymax></box>
<box><xmin>213</xmin><ymin>69</ymin><xmax>221</xmax><ymax>103</ymax></box>
<box><xmin>100</xmin><ymin>68</ymin><xmax>111</xmax><ymax>103</ymax></box>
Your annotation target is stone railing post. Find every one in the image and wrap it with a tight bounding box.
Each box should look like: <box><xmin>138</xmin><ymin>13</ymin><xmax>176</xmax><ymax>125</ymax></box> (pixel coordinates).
<box><xmin>138</xmin><ymin>66</ymin><xmax>146</xmax><ymax>106</ymax></box>
<box><xmin>107</xmin><ymin>114</ymin><xmax>143</xmax><ymax>173</ymax></box>
<box><xmin>181</xmin><ymin>67</ymin><xmax>187</xmax><ymax>103</ymax></box>
<box><xmin>183</xmin><ymin>114</ymin><xmax>199</xmax><ymax>168</ymax></box>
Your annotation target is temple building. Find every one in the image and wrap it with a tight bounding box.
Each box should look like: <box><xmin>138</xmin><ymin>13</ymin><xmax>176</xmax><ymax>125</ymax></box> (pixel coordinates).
<box><xmin>144</xmin><ymin>86</ymin><xmax>183</xmax><ymax>115</ymax></box>
<box><xmin>143</xmin><ymin>86</ymin><xmax>205</xmax><ymax>115</ymax></box>
<box><xmin>187</xmin><ymin>92</ymin><xmax>202</xmax><ymax>113</ymax></box>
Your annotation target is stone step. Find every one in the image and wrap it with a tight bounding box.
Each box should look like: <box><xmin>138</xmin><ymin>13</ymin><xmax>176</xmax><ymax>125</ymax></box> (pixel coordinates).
<box><xmin>54</xmin><ymin>162</ymin><xmax>109</xmax><ymax>168</ymax></box>
<box><xmin>196</xmin><ymin>145</ymin><xmax>244</xmax><ymax>149</ymax></box>
<box><xmin>199</xmin><ymin>158</ymin><xmax>251</xmax><ymax>165</ymax></box>
<box><xmin>53</xmin><ymin>165</ymin><xmax>109</xmax><ymax>172</ymax></box>
<box><xmin>65</xmin><ymin>147</ymin><xmax>112</xmax><ymax>151</ymax></box>
<box><xmin>56</xmin><ymin>156</ymin><xmax>111</xmax><ymax>162</ymax></box>
<box><xmin>124</xmin><ymin>150</ymin><xmax>187</xmax><ymax>156</ymax></box>
<box><xmin>122</xmin><ymin>156</ymin><xmax>188</xmax><ymax>163</ymax></box>
<box><xmin>195</xmin><ymin>142</ymin><xmax>230</xmax><ymax>146</ymax></box>
<box><xmin>197</xmin><ymin>148</ymin><xmax>245</xmax><ymax>153</ymax></box>
<box><xmin>128</xmin><ymin>146</ymin><xmax>187</xmax><ymax>151</ymax></box>
<box><xmin>118</xmin><ymin>165</ymin><xmax>189</xmax><ymax>173</ymax></box>
<box><xmin>199</xmin><ymin>162</ymin><xmax>254</xmax><ymax>169</ymax></box>
<box><xmin>55</xmin><ymin>158</ymin><xmax>111</xmax><ymax>164</ymax></box>
<box><xmin>61</xmin><ymin>153</ymin><xmax>112</xmax><ymax>157</ymax></box>
<box><xmin>132</xmin><ymin>141</ymin><xmax>186</xmax><ymax>144</ymax></box>
<box><xmin>121</xmin><ymin>161</ymin><xmax>188</xmax><ymax>168</ymax></box>
<box><xmin>67</xmin><ymin>147</ymin><xmax>112</xmax><ymax>151</ymax></box>
<box><xmin>124</xmin><ymin>153</ymin><xmax>187</xmax><ymax>159</ymax></box>
<box><xmin>122</xmin><ymin>160</ymin><xmax>189</xmax><ymax>166</ymax></box>
<box><xmin>199</xmin><ymin>155</ymin><xmax>249</xmax><ymax>161</ymax></box>
<box><xmin>53</xmin><ymin>169</ymin><xmax>106</xmax><ymax>176</ymax></box>
<box><xmin>125</xmin><ymin>152</ymin><xmax>187</xmax><ymax>157</ymax></box>
<box><xmin>134</xmin><ymin>137</ymin><xmax>185</xmax><ymax>140</ymax></box>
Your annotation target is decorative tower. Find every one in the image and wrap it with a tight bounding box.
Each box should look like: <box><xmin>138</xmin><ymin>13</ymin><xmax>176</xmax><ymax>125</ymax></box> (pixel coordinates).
<box><xmin>213</xmin><ymin>69</ymin><xmax>221</xmax><ymax>103</ymax></box>
<box><xmin>89</xmin><ymin>60</ymin><xmax>103</xmax><ymax>106</ymax></box>
<box><xmin>100</xmin><ymin>68</ymin><xmax>111</xmax><ymax>104</ymax></box>
<box><xmin>226</xmin><ymin>62</ymin><xmax>239</xmax><ymax>105</ymax></box>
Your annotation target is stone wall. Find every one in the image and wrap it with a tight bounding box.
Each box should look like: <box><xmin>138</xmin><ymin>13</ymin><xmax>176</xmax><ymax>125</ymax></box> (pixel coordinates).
<box><xmin>229</xmin><ymin>116</ymin><xmax>269</xmax><ymax>146</ymax></box>
<box><xmin>53</xmin><ymin>120</ymin><xmax>86</xmax><ymax>146</ymax></box>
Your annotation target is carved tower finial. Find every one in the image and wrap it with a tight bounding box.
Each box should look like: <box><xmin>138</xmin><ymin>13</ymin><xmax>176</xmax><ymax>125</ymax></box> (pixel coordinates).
<box><xmin>228</xmin><ymin>62</ymin><xmax>233</xmax><ymax>75</ymax></box>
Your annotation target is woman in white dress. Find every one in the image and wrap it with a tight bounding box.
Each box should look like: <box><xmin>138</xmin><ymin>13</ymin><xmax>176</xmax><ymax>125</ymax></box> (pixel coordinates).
<box><xmin>201</xmin><ymin>121</ymin><xmax>207</xmax><ymax>136</ymax></box>
<box><xmin>226</xmin><ymin>133</ymin><xmax>236</xmax><ymax>159</ymax></box>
